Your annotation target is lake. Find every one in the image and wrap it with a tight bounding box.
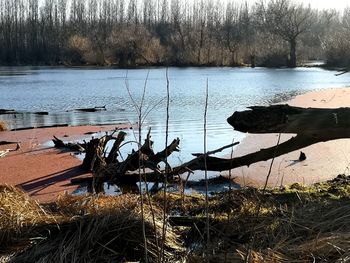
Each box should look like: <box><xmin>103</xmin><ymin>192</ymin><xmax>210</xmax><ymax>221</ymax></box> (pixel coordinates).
<box><xmin>1</xmin><ymin>66</ymin><xmax>350</xmax><ymax>178</ymax></box>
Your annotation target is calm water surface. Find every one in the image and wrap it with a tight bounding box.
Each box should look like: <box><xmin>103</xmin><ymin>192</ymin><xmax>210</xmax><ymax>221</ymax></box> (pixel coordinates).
<box><xmin>1</xmin><ymin>67</ymin><xmax>350</xmax><ymax>177</ymax></box>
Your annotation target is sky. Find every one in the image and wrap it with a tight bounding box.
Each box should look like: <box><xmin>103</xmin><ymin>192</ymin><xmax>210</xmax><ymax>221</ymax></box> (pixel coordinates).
<box><xmin>246</xmin><ymin>0</ymin><xmax>350</xmax><ymax>10</ymax></box>
<box><xmin>297</xmin><ymin>0</ymin><xmax>349</xmax><ymax>10</ymax></box>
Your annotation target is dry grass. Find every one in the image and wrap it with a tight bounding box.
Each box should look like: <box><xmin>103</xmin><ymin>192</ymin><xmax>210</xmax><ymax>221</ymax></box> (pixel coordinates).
<box><xmin>153</xmin><ymin>176</ymin><xmax>350</xmax><ymax>262</ymax></box>
<box><xmin>0</xmin><ymin>187</ymin><xmax>184</xmax><ymax>263</ymax></box>
<box><xmin>0</xmin><ymin>121</ymin><xmax>7</xmax><ymax>132</ymax></box>
<box><xmin>3</xmin><ymin>175</ymin><xmax>350</xmax><ymax>262</ymax></box>
<box><xmin>0</xmin><ymin>185</ymin><xmax>59</xmax><ymax>247</ymax></box>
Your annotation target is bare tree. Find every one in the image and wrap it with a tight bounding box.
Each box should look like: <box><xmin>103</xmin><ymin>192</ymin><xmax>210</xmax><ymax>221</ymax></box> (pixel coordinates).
<box><xmin>256</xmin><ymin>0</ymin><xmax>313</xmax><ymax>67</ymax></box>
<box><xmin>223</xmin><ymin>2</ymin><xmax>242</xmax><ymax>66</ymax></box>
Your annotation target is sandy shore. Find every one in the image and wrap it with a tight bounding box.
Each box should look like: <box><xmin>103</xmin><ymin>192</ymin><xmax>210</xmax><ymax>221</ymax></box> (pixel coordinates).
<box><xmin>224</xmin><ymin>87</ymin><xmax>350</xmax><ymax>187</ymax></box>
<box><xmin>0</xmin><ymin>124</ymin><xmax>130</xmax><ymax>202</ymax></box>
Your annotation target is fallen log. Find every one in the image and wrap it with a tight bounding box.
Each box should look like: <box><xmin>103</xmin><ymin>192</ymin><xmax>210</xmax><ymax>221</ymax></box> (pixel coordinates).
<box><xmin>33</xmin><ymin>111</ymin><xmax>49</xmax><ymax>115</ymax></box>
<box><xmin>0</xmin><ymin>109</ymin><xmax>16</xmax><ymax>114</ymax></box>
<box><xmin>227</xmin><ymin>104</ymin><xmax>350</xmax><ymax>136</ymax></box>
<box><xmin>118</xmin><ymin>105</ymin><xmax>350</xmax><ymax>182</ymax></box>
<box><xmin>174</xmin><ymin>105</ymin><xmax>350</xmax><ymax>173</ymax></box>
<box><xmin>72</xmin><ymin>105</ymin><xmax>350</xmax><ymax>189</ymax></box>
<box><xmin>52</xmin><ymin>136</ymin><xmax>86</xmax><ymax>152</ymax></box>
<box><xmin>12</xmin><ymin>124</ymin><xmax>69</xmax><ymax>131</ymax></box>
<box><xmin>74</xmin><ymin>106</ymin><xmax>107</xmax><ymax>112</ymax></box>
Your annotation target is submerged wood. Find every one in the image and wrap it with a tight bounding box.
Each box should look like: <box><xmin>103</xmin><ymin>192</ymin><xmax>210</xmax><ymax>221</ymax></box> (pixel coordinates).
<box><xmin>74</xmin><ymin>106</ymin><xmax>107</xmax><ymax>112</ymax></box>
<box><xmin>32</xmin><ymin>111</ymin><xmax>49</xmax><ymax>115</ymax></box>
<box><xmin>0</xmin><ymin>109</ymin><xmax>48</xmax><ymax>115</ymax></box>
<box><xmin>13</xmin><ymin>124</ymin><xmax>69</xmax><ymax>131</ymax></box>
<box><xmin>0</xmin><ymin>109</ymin><xmax>16</xmax><ymax>114</ymax></box>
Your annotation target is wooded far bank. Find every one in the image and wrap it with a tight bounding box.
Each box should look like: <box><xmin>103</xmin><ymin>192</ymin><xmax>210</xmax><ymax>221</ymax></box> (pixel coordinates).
<box><xmin>1</xmin><ymin>0</ymin><xmax>350</xmax><ymax>68</ymax></box>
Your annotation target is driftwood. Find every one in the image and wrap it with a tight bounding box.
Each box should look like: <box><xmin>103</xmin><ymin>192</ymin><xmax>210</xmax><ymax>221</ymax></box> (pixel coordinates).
<box><xmin>122</xmin><ymin>105</ymin><xmax>350</xmax><ymax>180</ymax></box>
<box><xmin>96</xmin><ymin>129</ymin><xmax>180</xmax><ymax>186</ymax></box>
<box><xmin>13</xmin><ymin>124</ymin><xmax>69</xmax><ymax>131</ymax></box>
<box><xmin>0</xmin><ymin>109</ymin><xmax>48</xmax><ymax>115</ymax></box>
<box><xmin>0</xmin><ymin>143</ymin><xmax>21</xmax><ymax>158</ymax></box>
<box><xmin>74</xmin><ymin>106</ymin><xmax>106</xmax><ymax>112</ymax></box>
<box><xmin>32</xmin><ymin>111</ymin><xmax>49</xmax><ymax>115</ymax></box>
<box><xmin>71</xmin><ymin>105</ymin><xmax>350</xmax><ymax>191</ymax></box>
<box><xmin>0</xmin><ymin>141</ymin><xmax>18</xmax><ymax>146</ymax></box>
<box><xmin>70</xmin><ymin>128</ymin><xmax>181</xmax><ymax>191</ymax></box>
<box><xmin>52</xmin><ymin>136</ymin><xmax>86</xmax><ymax>152</ymax></box>
<box><xmin>0</xmin><ymin>109</ymin><xmax>16</xmax><ymax>114</ymax></box>
<box><xmin>171</xmin><ymin>105</ymin><xmax>350</xmax><ymax>174</ymax></box>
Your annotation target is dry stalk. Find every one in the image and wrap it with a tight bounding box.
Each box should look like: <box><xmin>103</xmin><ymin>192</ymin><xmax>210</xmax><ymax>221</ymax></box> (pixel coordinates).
<box><xmin>161</xmin><ymin>67</ymin><xmax>170</xmax><ymax>262</ymax></box>
<box><xmin>245</xmin><ymin>133</ymin><xmax>282</xmax><ymax>262</ymax></box>
<box><xmin>204</xmin><ymin>78</ymin><xmax>210</xmax><ymax>262</ymax></box>
<box><xmin>125</xmin><ymin>70</ymin><xmax>150</xmax><ymax>263</ymax></box>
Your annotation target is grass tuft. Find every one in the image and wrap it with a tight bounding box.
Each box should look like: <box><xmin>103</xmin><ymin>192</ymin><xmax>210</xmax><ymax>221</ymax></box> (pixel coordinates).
<box><xmin>0</xmin><ymin>121</ymin><xmax>7</xmax><ymax>131</ymax></box>
<box><xmin>0</xmin><ymin>188</ymin><xmax>184</xmax><ymax>263</ymax></box>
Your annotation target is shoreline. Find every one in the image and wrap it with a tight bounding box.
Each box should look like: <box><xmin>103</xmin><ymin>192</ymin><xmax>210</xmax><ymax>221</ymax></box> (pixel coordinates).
<box><xmin>1</xmin><ymin>87</ymin><xmax>350</xmax><ymax>202</ymax></box>
<box><xmin>225</xmin><ymin>87</ymin><xmax>350</xmax><ymax>188</ymax></box>
<box><xmin>0</xmin><ymin>124</ymin><xmax>130</xmax><ymax>203</ymax></box>
<box><xmin>0</xmin><ymin>63</ymin><xmax>331</xmax><ymax>70</ymax></box>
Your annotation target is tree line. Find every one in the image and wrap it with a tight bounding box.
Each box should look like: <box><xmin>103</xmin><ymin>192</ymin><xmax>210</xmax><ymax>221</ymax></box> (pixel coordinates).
<box><xmin>0</xmin><ymin>0</ymin><xmax>350</xmax><ymax>68</ymax></box>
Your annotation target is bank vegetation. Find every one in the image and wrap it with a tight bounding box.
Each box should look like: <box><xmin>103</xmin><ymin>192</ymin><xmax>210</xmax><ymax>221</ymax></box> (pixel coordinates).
<box><xmin>3</xmin><ymin>175</ymin><xmax>350</xmax><ymax>262</ymax></box>
<box><xmin>1</xmin><ymin>0</ymin><xmax>350</xmax><ymax>68</ymax></box>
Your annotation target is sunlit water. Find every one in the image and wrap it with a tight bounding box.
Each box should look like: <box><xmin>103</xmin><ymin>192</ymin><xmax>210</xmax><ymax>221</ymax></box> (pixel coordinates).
<box><xmin>1</xmin><ymin>66</ymin><xmax>350</xmax><ymax>180</ymax></box>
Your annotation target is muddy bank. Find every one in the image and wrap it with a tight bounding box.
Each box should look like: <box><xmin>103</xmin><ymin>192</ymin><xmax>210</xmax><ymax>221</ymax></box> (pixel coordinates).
<box><xmin>0</xmin><ymin>124</ymin><xmax>129</xmax><ymax>202</ymax></box>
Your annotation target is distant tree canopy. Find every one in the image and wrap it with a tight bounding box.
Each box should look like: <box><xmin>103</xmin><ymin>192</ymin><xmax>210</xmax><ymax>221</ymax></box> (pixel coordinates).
<box><xmin>0</xmin><ymin>0</ymin><xmax>349</xmax><ymax>68</ymax></box>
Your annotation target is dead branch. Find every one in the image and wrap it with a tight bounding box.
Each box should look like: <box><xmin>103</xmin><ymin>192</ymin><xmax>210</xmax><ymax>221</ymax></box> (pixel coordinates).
<box><xmin>52</xmin><ymin>136</ymin><xmax>85</xmax><ymax>152</ymax></box>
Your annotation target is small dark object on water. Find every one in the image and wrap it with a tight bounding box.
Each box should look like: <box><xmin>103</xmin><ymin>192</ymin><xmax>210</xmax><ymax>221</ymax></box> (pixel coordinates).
<box><xmin>0</xmin><ymin>109</ymin><xmax>17</xmax><ymax>115</ymax></box>
<box><xmin>299</xmin><ymin>151</ymin><xmax>306</xmax><ymax>161</ymax></box>
<box><xmin>33</xmin><ymin>111</ymin><xmax>49</xmax><ymax>115</ymax></box>
<box><xmin>75</xmin><ymin>105</ymin><xmax>107</xmax><ymax>112</ymax></box>
<box><xmin>11</xmin><ymin>124</ymin><xmax>69</xmax><ymax>131</ymax></box>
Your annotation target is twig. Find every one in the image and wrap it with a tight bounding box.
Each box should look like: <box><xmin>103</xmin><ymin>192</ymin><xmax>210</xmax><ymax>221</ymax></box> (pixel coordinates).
<box><xmin>204</xmin><ymin>78</ymin><xmax>210</xmax><ymax>262</ymax></box>
<box><xmin>125</xmin><ymin>71</ymin><xmax>140</xmax><ymax>116</ymax></box>
<box><xmin>125</xmin><ymin>71</ymin><xmax>149</xmax><ymax>263</ymax></box>
<box><xmin>140</xmin><ymin>69</ymin><xmax>150</xmax><ymax>111</ymax></box>
<box><xmin>228</xmin><ymin>137</ymin><xmax>236</xmax><ymax>192</ymax></box>
<box><xmin>191</xmin><ymin>142</ymin><xmax>240</xmax><ymax>157</ymax></box>
<box><xmin>161</xmin><ymin>67</ymin><xmax>170</xmax><ymax>263</ymax></box>
<box><xmin>141</xmin><ymin>97</ymin><xmax>166</xmax><ymax>125</ymax></box>
<box><xmin>263</xmin><ymin>133</ymin><xmax>282</xmax><ymax>194</ymax></box>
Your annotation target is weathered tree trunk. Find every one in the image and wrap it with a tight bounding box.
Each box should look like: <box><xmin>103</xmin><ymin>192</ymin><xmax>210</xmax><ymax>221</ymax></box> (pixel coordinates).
<box><xmin>227</xmin><ymin>105</ymin><xmax>350</xmax><ymax>138</ymax></box>
<box><xmin>288</xmin><ymin>38</ymin><xmax>297</xmax><ymax>68</ymax></box>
